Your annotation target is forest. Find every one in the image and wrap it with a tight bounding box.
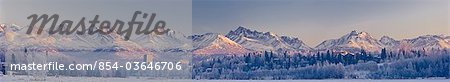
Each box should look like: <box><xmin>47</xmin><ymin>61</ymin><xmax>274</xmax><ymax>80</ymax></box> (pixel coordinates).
<box><xmin>193</xmin><ymin>49</ymin><xmax>450</xmax><ymax>79</ymax></box>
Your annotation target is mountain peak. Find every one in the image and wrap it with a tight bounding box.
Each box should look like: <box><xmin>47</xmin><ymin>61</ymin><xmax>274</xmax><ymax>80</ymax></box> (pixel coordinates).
<box><xmin>226</xmin><ymin>26</ymin><xmax>312</xmax><ymax>52</ymax></box>
<box><xmin>232</xmin><ymin>26</ymin><xmax>255</xmax><ymax>34</ymax></box>
<box><xmin>381</xmin><ymin>35</ymin><xmax>391</xmax><ymax>38</ymax></box>
<box><xmin>350</xmin><ymin>30</ymin><xmax>358</xmax><ymax>35</ymax></box>
<box><xmin>0</xmin><ymin>24</ymin><xmax>4</xmax><ymax>32</ymax></box>
<box><xmin>9</xmin><ymin>24</ymin><xmax>24</xmax><ymax>32</ymax></box>
<box><xmin>379</xmin><ymin>36</ymin><xmax>400</xmax><ymax>48</ymax></box>
<box><xmin>236</xmin><ymin>26</ymin><xmax>250</xmax><ymax>31</ymax></box>
<box><xmin>316</xmin><ymin>31</ymin><xmax>382</xmax><ymax>52</ymax></box>
<box><xmin>191</xmin><ymin>33</ymin><xmax>248</xmax><ymax>55</ymax></box>
<box><xmin>264</xmin><ymin>32</ymin><xmax>277</xmax><ymax>37</ymax></box>
<box><xmin>0</xmin><ymin>24</ymin><xmax>5</xmax><ymax>28</ymax></box>
<box><xmin>347</xmin><ymin>30</ymin><xmax>370</xmax><ymax>37</ymax></box>
<box><xmin>359</xmin><ymin>31</ymin><xmax>369</xmax><ymax>36</ymax></box>
<box><xmin>380</xmin><ymin>36</ymin><xmax>395</xmax><ymax>41</ymax></box>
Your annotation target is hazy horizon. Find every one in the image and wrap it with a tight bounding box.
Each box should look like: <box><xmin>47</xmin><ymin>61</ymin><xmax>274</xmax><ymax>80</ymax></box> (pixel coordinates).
<box><xmin>0</xmin><ymin>0</ymin><xmax>449</xmax><ymax>46</ymax></box>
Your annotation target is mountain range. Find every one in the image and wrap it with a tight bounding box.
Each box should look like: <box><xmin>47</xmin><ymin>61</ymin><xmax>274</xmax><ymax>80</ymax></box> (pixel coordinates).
<box><xmin>1</xmin><ymin>24</ymin><xmax>450</xmax><ymax>55</ymax></box>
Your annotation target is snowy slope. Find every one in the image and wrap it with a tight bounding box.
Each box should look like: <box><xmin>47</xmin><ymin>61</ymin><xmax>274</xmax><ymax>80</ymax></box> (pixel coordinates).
<box><xmin>0</xmin><ymin>24</ymin><xmax>5</xmax><ymax>50</ymax></box>
<box><xmin>379</xmin><ymin>36</ymin><xmax>400</xmax><ymax>49</ymax></box>
<box><xmin>316</xmin><ymin>31</ymin><xmax>450</xmax><ymax>53</ymax></box>
<box><xmin>5</xmin><ymin>25</ymin><xmax>144</xmax><ymax>51</ymax></box>
<box><xmin>1</xmin><ymin>24</ymin><xmax>154</xmax><ymax>59</ymax></box>
<box><xmin>315</xmin><ymin>30</ymin><xmax>383</xmax><ymax>52</ymax></box>
<box><xmin>401</xmin><ymin>35</ymin><xmax>450</xmax><ymax>50</ymax></box>
<box><xmin>190</xmin><ymin>33</ymin><xmax>248</xmax><ymax>55</ymax></box>
<box><xmin>3</xmin><ymin>76</ymin><xmax>450</xmax><ymax>82</ymax></box>
<box><xmin>225</xmin><ymin>26</ymin><xmax>312</xmax><ymax>52</ymax></box>
<box><xmin>0</xmin><ymin>24</ymin><xmax>4</xmax><ymax>32</ymax></box>
<box><xmin>2</xmin><ymin>24</ymin><xmax>182</xmax><ymax>52</ymax></box>
<box><xmin>130</xmin><ymin>30</ymin><xmax>191</xmax><ymax>52</ymax></box>
<box><xmin>445</xmin><ymin>36</ymin><xmax>450</xmax><ymax>42</ymax></box>
<box><xmin>2</xmin><ymin>24</ymin><xmax>59</xmax><ymax>51</ymax></box>
<box><xmin>58</xmin><ymin>32</ymin><xmax>148</xmax><ymax>51</ymax></box>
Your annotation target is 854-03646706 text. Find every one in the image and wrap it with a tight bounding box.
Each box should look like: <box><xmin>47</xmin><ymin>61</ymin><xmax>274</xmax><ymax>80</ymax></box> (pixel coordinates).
<box><xmin>9</xmin><ymin>61</ymin><xmax>182</xmax><ymax>71</ymax></box>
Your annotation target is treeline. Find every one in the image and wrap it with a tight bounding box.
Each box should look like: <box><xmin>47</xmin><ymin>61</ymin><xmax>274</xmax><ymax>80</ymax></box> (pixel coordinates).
<box><xmin>0</xmin><ymin>52</ymin><xmax>5</xmax><ymax>75</ymax></box>
<box><xmin>369</xmin><ymin>54</ymin><xmax>450</xmax><ymax>79</ymax></box>
<box><xmin>193</xmin><ymin>48</ymin><xmax>450</xmax><ymax>79</ymax></box>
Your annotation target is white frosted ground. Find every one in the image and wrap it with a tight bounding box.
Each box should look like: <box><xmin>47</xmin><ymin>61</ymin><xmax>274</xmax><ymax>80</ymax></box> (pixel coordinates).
<box><xmin>1</xmin><ymin>75</ymin><xmax>450</xmax><ymax>82</ymax></box>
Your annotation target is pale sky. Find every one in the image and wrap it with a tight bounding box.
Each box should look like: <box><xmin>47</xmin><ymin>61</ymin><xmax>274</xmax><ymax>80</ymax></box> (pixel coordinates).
<box><xmin>0</xmin><ymin>0</ymin><xmax>449</xmax><ymax>47</ymax></box>
<box><xmin>193</xmin><ymin>0</ymin><xmax>449</xmax><ymax>46</ymax></box>
<box><xmin>0</xmin><ymin>0</ymin><xmax>192</xmax><ymax>34</ymax></box>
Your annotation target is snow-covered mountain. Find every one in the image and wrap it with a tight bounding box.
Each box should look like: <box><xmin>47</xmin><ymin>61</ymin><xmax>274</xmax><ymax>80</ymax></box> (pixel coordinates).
<box><xmin>378</xmin><ymin>35</ymin><xmax>450</xmax><ymax>51</ymax></box>
<box><xmin>316</xmin><ymin>30</ymin><xmax>450</xmax><ymax>53</ymax></box>
<box><xmin>129</xmin><ymin>29</ymin><xmax>191</xmax><ymax>52</ymax></box>
<box><xmin>55</xmin><ymin>31</ymin><xmax>150</xmax><ymax>52</ymax></box>
<box><xmin>1</xmin><ymin>24</ymin><xmax>57</xmax><ymax>51</ymax></box>
<box><xmin>0</xmin><ymin>24</ymin><xmax>5</xmax><ymax>37</ymax></box>
<box><xmin>3</xmin><ymin>24</ymin><xmax>450</xmax><ymax>56</ymax></box>
<box><xmin>445</xmin><ymin>36</ymin><xmax>450</xmax><ymax>43</ymax></box>
<box><xmin>1</xmin><ymin>24</ymin><xmax>190</xmax><ymax>52</ymax></box>
<box><xmin>0</xmin><ymin>24</ymin><xmax>4</xmax><ymax>33</ymax></box>
<box><xmin>190</xmin><ymin>33</ymin><xmax>248</xmax><ymax>55</ymax></box>
<box><xmin>3</xmin><ymin>24</ymin><xmax>141</xmax><ymax>51</ymax></box>
<box><xmin>401</xmin><ymin>35</ymin><xmax>450</xmax><ymax>50</ymax></box>
<box><xmin>225</xmin><ymin>26</ymin><xmax>312</xmax><ymax>52</ymax></box>
<box><xmin>379</xmin><ymin>36</ymin><xmax>400</xmax><ymax>49</ymax></box>
<box><xmin>0</xmin><ymin>24</ymin><xmax>156</xmax><ymax>59</ymax></box>
<box><xmin>0</xmin><ymin>24</ymin><xmax>6</xmax><ymax>50</ymax></box>
<box><xmin>315</xmin><ymin>30</ymin><xmax>383</xmax><ymax>52</ymax></box>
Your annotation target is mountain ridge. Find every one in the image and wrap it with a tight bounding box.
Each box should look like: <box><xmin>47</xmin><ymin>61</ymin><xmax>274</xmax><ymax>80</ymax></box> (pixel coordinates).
<box><xmin>225</xmin><ymin>26</ymin><xmax>312</xmax><ymax>52</ymax></box>
<box><xmin>2</xmin><ymin>24</ymin><xmax>450</xmax><ymax>55</ymax></box>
